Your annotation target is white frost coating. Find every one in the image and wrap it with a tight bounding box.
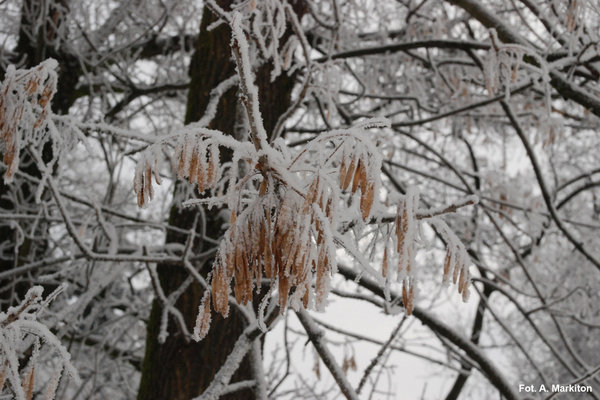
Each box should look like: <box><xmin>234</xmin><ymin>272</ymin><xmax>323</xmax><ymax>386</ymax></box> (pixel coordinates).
<box><xmin>197</xmin><ymin>75</ymin><xmax>240</xmax><ymax>128</ymax></box>
<box><xmin>334</xmin><ymin>232</ymin><xmax>385</xmax><ymax>286</ymax></box>
<box><xmin>485</xmin><ymin>29</ymin><xmax>552</xmax><ymax>114</ymax></box>
<box><xmin>0</xmin><ymin>286</ymin><xmax>80</xmax><ymax>399</ymax></box>
<box><xmin>431</xmin><ymin>217</ymin><xmax>472</xmax><ymax>299</ymax></box>
<box><xmin>250</xmin><ymin>339</ymin><xmax>268</xmax><ymax>399</ymax></box>
<box><xmin>192</xmin><ymin>325</ymin><xmax>257</xmax><ymax>400</ymax></box>
<box><xmin>1</xmin><ymin>59</ymin><xmax>58</xmax><ymax>183</ymax></box>
<box><xmin>257</xmin><ymin>287</ymin><xmax>272</xmax><ymax>332</ymax></box>
<box><xmin>396</xmin><ymin>188</ymin><xmax>419</xmax><ymax>281</ymax></box>
<box><xmin>230</xmin><ymin>11</ymin><xmax>270</xmax><ymax>149</ymax></box>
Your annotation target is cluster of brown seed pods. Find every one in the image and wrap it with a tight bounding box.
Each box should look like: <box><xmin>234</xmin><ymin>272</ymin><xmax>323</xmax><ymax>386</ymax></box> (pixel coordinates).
<box><xmin>207</xmin><ymin>145</ymin><xmax>384</xmax><ymax>318</ymax></box>
<box><xmin>175</xmin><ymin>140</ymin><xmax>219</xmax><ymax>192</ymax></box>
<box><xmin>339</xmin><ymin>152</ymin><xmax>375</xmax><ymax>220</ymax></box>
<box><xmin>133</xmin><ymin>137</ymin><xmax>220</xmax><ymax>207</ymax></box>
<box><xmin>380</xmin><ymin>195</ymin><xmax>418</xmax><ymax>314</ymax></box>
<box><xmin>0</xmin><ymin>62</ymin><xmax>56</xmax><ymax>181</ymax></box>
<box><xmin>443</xmin><ymin>246</ymin><xmax>470</xmax><ymax>302</ymax></box>
<box><xmin>210</xmin><ymin>174</ymin><xmax>337</xmax><ymax>318</ymax></box>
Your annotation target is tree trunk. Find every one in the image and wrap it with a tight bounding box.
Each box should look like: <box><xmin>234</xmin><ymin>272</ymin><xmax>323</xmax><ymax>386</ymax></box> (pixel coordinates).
<box><xmin>136</xmin><ymin>2</ymin><xmax>301</xmax><ymax>399</ymax></box>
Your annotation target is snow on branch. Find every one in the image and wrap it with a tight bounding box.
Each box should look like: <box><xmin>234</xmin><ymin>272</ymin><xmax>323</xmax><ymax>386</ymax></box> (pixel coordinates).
<box><xmin>0</xmin><ymin>286</ymin><xmax>79</xmax><ymax>400</ymax></box>
<box><xmin>129</xmin><ymin>8</ymin><xmax>476</xmax><ymax>336</ymax></box>
<box><xmin>0</xmin><ymin>60</ymin><xmax>57</xmax><ymax>182</ymax></box>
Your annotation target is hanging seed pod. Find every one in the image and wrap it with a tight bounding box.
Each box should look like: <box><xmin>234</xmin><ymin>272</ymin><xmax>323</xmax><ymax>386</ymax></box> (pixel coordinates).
<box><xmin>145</xmin><ymin>166</ymin><xmax>154</xmax><ymax>201</ymax></box>
<box><xmin>342</xmin><ymin>157</ymin><xmax>356</xmax><ymax>191</ymax></box>
<box><xmin>461</xmin><ymin>277</ymin><xmax>470</xmax><ymax>302</ymax></box>
<box><xmin>188</xmin><ymin>147</ymin><xmax>199</xmax><ymax>184</ymax></box>
<box><xmin>25</xmin><ymin>77</ymin><xmax>38</xmax><ymax>95</ymax></box>
<box><xmin>302</xmin><ymin>281</ymin><xmax>310</xmax><ymax>308</ymax></box>
<box><xmin>325</xmin><ymin>196</ymin><xmax>334</xmax><ymax>223</ymax></box>
<box><xmin>211</xmin><ymin>263</ymin><xmax>230</xmax><ymax>317</ymax></box>
<box><xmin>278</xmin><ymin>272</ymin><xmax>290</xmax><ymax>311</ymax></box>
<box><xmin>197</xmin><ymin>152</ymin><xmax>206</xmax><ymax>191</ymax></box>
<box><xmin>442</xmin><ymin>248</ymin><xmax>452</xmax><ymax>283</ymax></box>
<box><xmin>193</xmin><ymin>291</ymin><xmax>212</xmax><ymax>341</ymax></box>
<box><xmin>351</xmin><ymin>159</ymin><xmax>363</xmax><ymax>193</ymax></box>
<box><xmin>258</xmin><ymin>179</ymin><xmax>267</xmax><ymax>195</ymax></box>
<box><xmin>382</xmin><ymin>245</ymin><xmax>389</xmax><ymax>278</ymax></box>
<box><xmin>176</xmin><ymin>143</ymin><xmax>187</xmax><ymax>180</ymax></box>
<box><xmin>339</xmin><ymin>154</ymin><xmax>348</xmax><ymax>187</ymax></box>
<box><xmin>395</xmin><ymin>199</ymin><xmax>408</xmax><ymax>253</ymax></box>
<box><xmin>406</xmin><ymin>281</ymin><xmax>414</xmax><ymax>315</ymax></box>
<box><xmin>458</xmin><ymin>266</ymin><xmax>466</xmax><ymax>294</ymax></box>
<box><xmin>206</xmin><ymin>145</ymin><xmax>217</xmax><ymax>188</ymax></box>
<box><xmin>452</xmin><ymin>258</ymin><xmax>461</xmax><ymax>284</ymax></box>
<box><xmin>360</xmin><ymin>182</ymin><xmax>375</xmax><ymax>220</ymax></box>
<box><xmin>402</xmin><ymin>281</ymin><xmax>409</xmax><ymax>313</ymax></box>
<box><xmin>23</xmin><ymin>367</ymin><xmax>34</xmax><ymax>400</ymax></box>
<box><xmin>134</xmin><ymin>170</ymin><xmax>144</xmax><ymax>207</ymax></box>
<box><xmin>315</xmin><ymin>253</ymin><xmax>330</xmax><ymax>310</ymax></box>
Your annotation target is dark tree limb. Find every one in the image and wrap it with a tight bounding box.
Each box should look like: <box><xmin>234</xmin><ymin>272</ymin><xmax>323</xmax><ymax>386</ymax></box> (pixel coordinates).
<box><xmin>336</xmin><ymin>264</ymin><xmax>521</xmax><ymax>400</ymax></box>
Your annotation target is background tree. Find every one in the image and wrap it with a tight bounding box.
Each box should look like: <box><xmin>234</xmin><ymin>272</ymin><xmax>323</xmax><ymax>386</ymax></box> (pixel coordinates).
<box><xmin>0</xmin><ymin>1</ymin><xmax>599</xmax><ymax>399</ymax></box>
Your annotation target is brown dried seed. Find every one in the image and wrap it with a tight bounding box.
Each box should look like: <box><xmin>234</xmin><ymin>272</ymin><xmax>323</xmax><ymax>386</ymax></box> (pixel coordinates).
<box><xmin>302</xmin><ymin>281</ymin><xmax>310</xmax><ymax>308</ymax></box>
<box><xmin>211</xmin><ymin>264</ymin><xmax>230</xmax><ymax>317</ymax></box>
<box><xmin>458</xmin><ymin>266</ymin><xmax>466</xmax><ymax>294</ymax></box>
<box><xmin>325</xmin><ymin>196</ymin><xmax>333</xmax><ymax>223</ymax></box>
<box><xmin>176</xmin><ymin>145</ymin><xmax>187</xmax><ymax>179</ymax></box>
<box><xmin>452</xmin><ymin>259</ymin><xmax>461</xmax><ymax>285</ymax></box>
<box><xmin>351</xmin><ymin>159</ymin><xmax>363</xmax><ymax>193</ymax></box>
<box><xmin>303</xmin><ymin>177</ymin><xmax>319</xmax><ymax>213</ymax></box>
<box><xmin>278</xmin><ymin>272</ymin><xmax>290</xmax><ymax>311</ymax></box>
<box><xmin>397</xmin><ymin>253</ymin><xmax>404</xmax><ymax>275</ymax></box>
<box><xmin>442</xmin><ymin>248</ymin><xmax>452</xmax><ymax>283</ymax></box>
<box><xmin>360</xmin><ymin>182</ymin><xmax>375</xmax><ymax>220</ymax></box>
<box><xmin>284</xmin><ymin>237</ymin><xmax>302</xmax><ymax>277</ymax></box>
<box><xmin>395</xmin><ymin>202</ymin><xmax>406</xmax><ymax>253</ymax></box>
<box><xmin>25</xmin><ymin>79</ymin><xmax>35</xmax><ymax>95</ymax></box>
<box><xmin>195</xmin><ymin>292</ymin><xmax>212</xmax><ymax>340</ymax></box>
<box><xmin>461</xmin><ymin>277</ymin><xmax>470</xmax><ymax>302</ymax></box>
<box><xmin>145</xmin><ymin>166</ymin><xmax>154</xmax><ymax>200</ymax></box>
<box><xmin>315</xmin><ymin>254</ymin><xmax>329</xmax><ymax>308</ymax></box>
<box><xmin>241</xmin><ymin>248</ymin><xmax>252</xmax><ymax>304</ymax></box>
<box><xmin>359</xmin><ymin>162</ymin><xmax>368</xmax><ymax>194</ymax></box>
<box><xmin>38</xmin><ymin>86</ymin><xmax>52</xmax><ymax>107</ymax></box>
<box><xmin>401</xmin><ymin>204</ymin><xmax>409</xmax><ymax>233</ymax></box>
<box><xmin>137</xmin><ymin>183</ymin><xmax>145</xmax><ymax>208</ymax></box>
<box><xmin>402</xmin><ymin>282</ymin><xmax>409</xmax><ymax>313</ymax></box>
<box><xmin>197</xmin><ymin>155</ymin><xmax>206</xmax><ymax>191</ymax></box>
<box><xmin>317</xmin><ymin>191</ymin><xmax>326</xmax><ymax>211</ymax></box>
<box><xmin>207</xmin><ymin>146</ymin><xmax>217</xmax><ymax>187</ymax></box>
<box><xmin>407</xmin><ymin>282</ymin><xmax>414</xmax><ymax>315</ymax></box>
<box><xmin>342</xmin><ymin>157</ymin><xmax>356</xmax><ymax>190</ymax></box>
<box><xmin>188</xmin><ymin>148</ymin><xmax>199</xmax><ymax>184</ymax></box>
<box><xmin>23</xmin><ymin>367</ymin><xmax>34</xmax><ymax>400</ymax></box>
<box><xmin>234</xmin><ymin>246</ymin><xmax>244</xmax><ymax>304</ymax></box>
<box><xmin>258</xmin><ymin>179</ymin><xmax>267</xmax><ymax>195</ymax></box>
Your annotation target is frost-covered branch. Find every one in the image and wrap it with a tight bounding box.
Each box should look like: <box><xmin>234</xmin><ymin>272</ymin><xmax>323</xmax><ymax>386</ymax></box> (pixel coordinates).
<box><xmin>0</xmin><ymin>287</ymin><xmax>79</xmax><ymax>400</ymax></box>
<box><xmin>192</xmin><ymin>324</ymin><xmax>263</xmax><ymax>400</ymax></box>
<box><xmin>295</xmin><ymin>309</ymin><xmax>360</xmax><ymax>400</ymax></box>
<box><xmin>501</xmin><ymin>101</ymin><xmax>600</xmax><ymax>271</ymax></box>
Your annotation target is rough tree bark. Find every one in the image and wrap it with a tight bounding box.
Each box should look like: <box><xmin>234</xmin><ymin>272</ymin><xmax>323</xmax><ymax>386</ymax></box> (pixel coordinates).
<box><xmin>136</xmin><ymin>2</ymin><xmax>301</xmax><ymax>399</ymax></box>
